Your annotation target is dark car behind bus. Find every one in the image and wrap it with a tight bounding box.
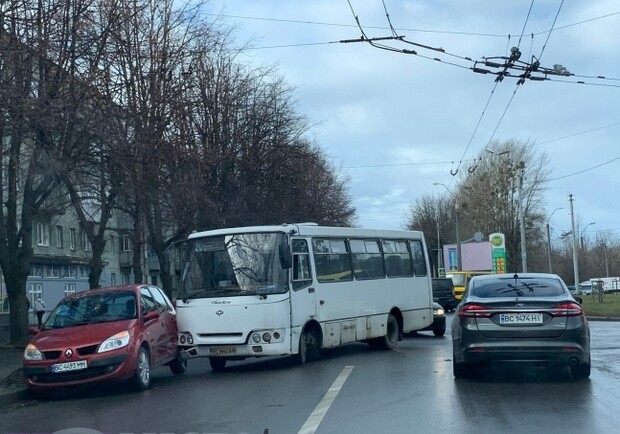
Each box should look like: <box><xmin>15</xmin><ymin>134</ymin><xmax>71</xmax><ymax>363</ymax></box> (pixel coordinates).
<box><xmin>432</xmin><ymin>278</ymin><xmax>458</xmax><ymax>311</ymax></box>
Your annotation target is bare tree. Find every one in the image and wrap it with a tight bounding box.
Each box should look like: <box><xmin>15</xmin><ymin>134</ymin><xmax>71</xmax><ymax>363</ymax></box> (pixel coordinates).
<box><xmin>405</xmin><ymin>139</ymin><xmax>550</xmax><ymax>274</ymax></box>
<box><xmin>457</xmin><ymin>139</ymin><xmax>549</xmax><ymax>272</ymax></box>
<box><xmin>0</xmin><ymin>0</ymin><xmax>107</xmax><ymax>343</ymax></box>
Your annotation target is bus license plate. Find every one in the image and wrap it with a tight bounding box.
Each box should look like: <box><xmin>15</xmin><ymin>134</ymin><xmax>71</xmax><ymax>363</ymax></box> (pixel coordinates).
<box><xmin>499</xmin><ymin>313</ymin><xmax>543</xmax><ymax>325</ymax></box>
<box><xmin>51</xmin><ymin>360</ymin><xmax>88</xmax><ymax>373</ymax></box>
<box><xmin>210</xmin><ymin>347</ymin><xmax>236</xmax><ymax>355</ymax></box>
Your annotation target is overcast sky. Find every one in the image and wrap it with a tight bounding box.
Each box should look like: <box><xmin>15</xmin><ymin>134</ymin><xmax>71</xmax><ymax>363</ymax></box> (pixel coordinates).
<box><xmin>206</xmin><ymin>0</ymin><xmax>619</xmax><ymax>243</ymax></box>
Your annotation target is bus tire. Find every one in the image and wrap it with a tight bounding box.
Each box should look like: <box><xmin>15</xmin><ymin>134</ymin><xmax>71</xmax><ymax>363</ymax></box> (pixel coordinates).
<box><xmin>169</xmin><ymin>350</ymin><xmax>187</xmax><ymax>375</ymax></box>
<box><xmin>382</xmin><ymin>314</ymin><xmax>399</xmax><ymax>349</ymax></box>
<box><xmin>209</xmin><ymin>357</ymin><xmax>226</xmax><ymax>372</ymax></box>
<box><xmin>295</xmin><ymin>329</ymin><xmax>309</xmax><ymax>365</ymax></box>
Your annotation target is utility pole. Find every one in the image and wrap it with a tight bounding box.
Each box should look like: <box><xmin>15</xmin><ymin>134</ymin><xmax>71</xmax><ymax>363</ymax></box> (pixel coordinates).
<box><xmin>569</xmin><ymin>194</ymin><xmax>580</xmax><ymax>292</ymax></box>
<box><xmin>518</xmin><ymin>162</ymin><xmax>527</xmax><ymax>272</ymax></box>
<box><xmin>546</xmin><ymin>207</ymin><xmax>563</xmax><ymax>273</ymax></box>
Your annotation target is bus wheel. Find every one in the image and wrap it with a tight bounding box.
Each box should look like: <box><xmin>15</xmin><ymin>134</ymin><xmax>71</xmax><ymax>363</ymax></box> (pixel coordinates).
<box><xmin>381</xmin><ymin>314</ymin><xmax>399</xmax><ymax>350</ymax></box>
<box><xmin>295</xmin><ymin>329</ymin><xmax>309</xmax><ymax>365</ymax></box>
<box><xmin>209</xmin><ymin>357</ymin><xmax>226</xmax><ymax>372</ymax></box>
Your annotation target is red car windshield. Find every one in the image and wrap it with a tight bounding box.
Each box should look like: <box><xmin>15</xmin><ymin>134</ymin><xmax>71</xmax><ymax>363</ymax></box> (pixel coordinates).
<box><xmin>44</xmin><ymin>291</ymin><xmax>137</xmax><ymax>329</ymax></box>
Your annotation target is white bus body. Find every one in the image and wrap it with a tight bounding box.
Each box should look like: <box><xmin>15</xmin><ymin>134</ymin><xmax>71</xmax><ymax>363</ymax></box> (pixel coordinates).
<box><xmin>173</xmin><ymin>223</ymin><xmax>433</xmax><ymax>370</ymax></box>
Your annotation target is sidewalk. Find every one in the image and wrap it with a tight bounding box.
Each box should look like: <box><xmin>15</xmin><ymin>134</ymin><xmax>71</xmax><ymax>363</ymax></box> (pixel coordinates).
<box><xmin>0</xmin><ymin>314</ymin><xmax>31</xmax><ymax>404</ymax></box>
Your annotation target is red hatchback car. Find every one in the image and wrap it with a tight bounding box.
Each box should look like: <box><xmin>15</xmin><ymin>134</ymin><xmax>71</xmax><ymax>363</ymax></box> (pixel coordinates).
<box><xmin>23</xmin><ymin>284</ymin><xmax>186</xmax><ymax>392</ymax></box>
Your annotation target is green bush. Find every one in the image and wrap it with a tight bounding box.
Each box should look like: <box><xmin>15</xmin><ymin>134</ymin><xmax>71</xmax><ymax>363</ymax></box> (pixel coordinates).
<box><xmin>580</xmin><ymin>294</ymin><xmax>620</xmax><ymax>317</ymax></box>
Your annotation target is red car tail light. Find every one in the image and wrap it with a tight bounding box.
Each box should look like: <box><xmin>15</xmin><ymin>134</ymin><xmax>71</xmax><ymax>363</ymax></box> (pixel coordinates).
<box><xmin>551</xmin><ymin>302</ymin><xmax>584</xmax><ymax>317</ymax></box>
<box><xmin>458</xmin><ymin>304</ymin><xmax>492</xmax><ymax>318</ymax></box>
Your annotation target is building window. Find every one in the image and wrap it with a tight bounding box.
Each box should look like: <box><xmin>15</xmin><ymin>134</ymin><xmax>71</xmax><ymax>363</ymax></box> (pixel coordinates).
<box><xmin>64</xmin><ymin>284</ymin><xmax>76</xmax><ymax>296</ymax></box>
<box><xmin>81</xmin><ymin>232</ymin><xmax>92</xmax><ymax>251</ymax></box>
<box><xmin>68</xmin><ymin>265</ymin><xmax>77</xmax><ymax>278</ymax></box>
<box><xmin>30</xmin><ymin>264</ymin><xmax>43</xmax><ymax>277</ymax></box>
<box><xmin>109</xmin><ymin>235</ymin><xmax>115</xmax><ymax>253</ymax></box>
<box><xmin>56</xmin><ymin>226</ymin><xmax>63</xmax><ymax>248</ymax></box>
<box><xmin>111</xmin><ymin>273</ymin><xmax>116</xmax><ymax>286</ymax></box>
<box><xmin>122</xmin><ymin>235</ymin><xmax>131</xmax><ymax>252</ymax></box>
<box><xmin>28</xmin><ymin>283</ymin><xmax>43</xmax><ymax>306</ymax></box>
<box><xmin>37</xmin><ymin>223</ymin><xmax>50</xmax><ymax>246</ymax></box>
<box><xmin>69</xmin><ymin>228</ymin><xmax>76</xmax><ymax>251</ymax></box>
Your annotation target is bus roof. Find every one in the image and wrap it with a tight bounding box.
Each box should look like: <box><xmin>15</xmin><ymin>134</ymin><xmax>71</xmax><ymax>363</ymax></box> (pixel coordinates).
<box><xmin>188</xmin><ymin>223</ymin><xmax>425</xmax><ymax>240</ymax></box>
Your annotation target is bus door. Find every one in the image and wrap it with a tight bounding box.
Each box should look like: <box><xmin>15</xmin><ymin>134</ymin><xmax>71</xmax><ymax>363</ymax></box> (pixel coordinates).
<box><xmin>289</xmin><ymin>239</ymin><xmax>316</xmax><ymax>336</ymax></box>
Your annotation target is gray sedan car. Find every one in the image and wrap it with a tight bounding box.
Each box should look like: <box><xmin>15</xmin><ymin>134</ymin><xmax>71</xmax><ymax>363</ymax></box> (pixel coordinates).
<box><xmin>451</xmin><ymin>273</ymin><xmax>590</xmax><ymax>380</ymax></box>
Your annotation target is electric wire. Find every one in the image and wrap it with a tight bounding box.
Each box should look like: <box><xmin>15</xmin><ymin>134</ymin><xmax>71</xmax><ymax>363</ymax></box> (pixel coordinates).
<box><xmin>549</xmin><ymin>156</ymin><xmax>620</xmax><ymax>181</ymax></box>
<box><xmin>538</xmin><ymin>0</ymin><xmax>565</xmax><ymax>59</ymax></box>
<box><xmin>206</xmin><ymin>11</ymin><xmax>620</xmax><ymax>40</ymax></box>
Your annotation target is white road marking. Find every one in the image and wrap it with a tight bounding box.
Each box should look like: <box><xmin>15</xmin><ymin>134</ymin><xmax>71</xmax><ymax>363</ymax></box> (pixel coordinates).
<box><xmin>298</xmin><ymin>365</ymin><xmax>354</xmax><ymax>434</ymax></box>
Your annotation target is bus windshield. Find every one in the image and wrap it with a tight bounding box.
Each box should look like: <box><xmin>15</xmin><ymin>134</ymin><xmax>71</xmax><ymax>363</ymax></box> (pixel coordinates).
<box><xmin>179</xmin><ymin>232</ymin><xmax>288</xmax><ymax>299</ymax></box>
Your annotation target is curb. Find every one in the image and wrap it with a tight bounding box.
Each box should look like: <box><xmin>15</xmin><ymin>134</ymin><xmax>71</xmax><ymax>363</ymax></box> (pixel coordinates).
<box><xmin>0</xmin><ymin>368</ymin><xmax>28</xmax><ymax>406</ymax></box>
<box><xmin>587</xmin><ymin>316</ymin><xmax>620</xmax><ymax>321</ymax></box>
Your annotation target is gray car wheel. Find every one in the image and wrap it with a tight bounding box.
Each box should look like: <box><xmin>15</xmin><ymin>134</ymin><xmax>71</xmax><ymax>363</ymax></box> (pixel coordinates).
<box><xmin>570</xmin><ymin>358</ymin><xmax>591</xmax><ymax>380</ymax></box>
<box><xmin>133</xmin><ymin>347</ymin><xmax>151</xmax><ymax>390</ymax></box>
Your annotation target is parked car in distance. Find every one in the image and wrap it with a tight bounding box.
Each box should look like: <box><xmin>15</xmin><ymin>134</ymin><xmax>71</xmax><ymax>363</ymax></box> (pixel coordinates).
<box><xmin>452</xmin><ymin>273</ymin><xmax>590</xmax><ymax>380</ymax></box>
<box><xmin>432</xmin><ymin>278</ymin><xmax>459</xmax><ymax>311</ymax></box>
<box><xmin>410</xmin><ymin>302</ymin><xmax>446</xmax><ymax>337</ymax></box>
<box><xmin>23</xmin><ymin>284</ymin><xmax>186</xmax><ymax>394</ymax></box>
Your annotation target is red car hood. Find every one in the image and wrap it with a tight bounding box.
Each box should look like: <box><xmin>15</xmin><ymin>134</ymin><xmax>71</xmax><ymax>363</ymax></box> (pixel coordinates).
<box><xmin>31</xmin><ymin>320</ymin><xmax>137</xmax><ymax>350</ymax></box>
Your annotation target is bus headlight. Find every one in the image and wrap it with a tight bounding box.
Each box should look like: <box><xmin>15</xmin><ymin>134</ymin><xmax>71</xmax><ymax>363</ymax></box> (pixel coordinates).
<box><xmin>252</xmin><ymin>333</ymin><xmax>261</xmax><ymax>343</ymax></box>
<box><xmin>262</xmin><ymin>332</ymin><xmax>271</xmax><ymax>343</ymax></box>
<box><xmin>178</xmin><ymin>332</ymin><xmax>194</xmax><ymax>345</ymax></box>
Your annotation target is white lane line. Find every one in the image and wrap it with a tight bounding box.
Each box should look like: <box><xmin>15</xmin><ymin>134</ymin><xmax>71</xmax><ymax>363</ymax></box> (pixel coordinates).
<box><xmin>298</xmin><ymin>365</ymin><xmax>354</xmax><ymax>434</ymax></box>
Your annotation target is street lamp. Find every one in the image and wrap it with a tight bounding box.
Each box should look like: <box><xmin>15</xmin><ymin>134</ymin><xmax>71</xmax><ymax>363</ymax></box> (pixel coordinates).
<box><xmin>546</xmin><ymin>207</ymin><xmax>563</xmax><ymax>273</ymax></box>
<box><xmin>581</xmin><ymin>221</ymin><xmax>596</xmax><ymax>250</ymax></box>
<box><xmin>486</xmin><ymin>149</ymin><xmax>527</xmax><ymax>272</ymax></box>
<box><xmin>433</xmin><ymin>182</ymin><xmax>462</xmax><ymax>271</ymax></box>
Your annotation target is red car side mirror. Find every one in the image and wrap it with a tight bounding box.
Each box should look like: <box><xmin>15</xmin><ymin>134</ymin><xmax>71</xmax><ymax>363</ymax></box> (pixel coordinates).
<box><xmin>143</xmin><ymin>310</ymin><xmax>160</xmax><ymax>322</ymax></box>
<box><xmin>28</xmin><ymin>327</ymin><xmax>40</xmax><ymax>336</ymax></box>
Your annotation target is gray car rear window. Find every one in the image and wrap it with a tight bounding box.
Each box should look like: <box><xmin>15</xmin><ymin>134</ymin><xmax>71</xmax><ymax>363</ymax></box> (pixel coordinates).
<box><xmin>469</xmin><ymin>277</ymin><xmax>566</xmax><ymax>298</ymax></box>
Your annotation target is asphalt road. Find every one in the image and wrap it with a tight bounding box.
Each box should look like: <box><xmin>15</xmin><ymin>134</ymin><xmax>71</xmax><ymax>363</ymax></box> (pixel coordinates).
<box><xmin>1</xmin><ymin>315</ymin><xmax>619</xmax><ymax>434</ymax></box>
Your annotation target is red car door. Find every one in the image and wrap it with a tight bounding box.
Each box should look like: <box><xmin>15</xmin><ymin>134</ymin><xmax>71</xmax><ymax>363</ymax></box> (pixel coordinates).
<box><xmin>140</xmin><ymin>287</ymin><xmax>168</xmax><ymax>366</ymax></box>
<box><xmin>148</xmin><ymin>286</ymin><xmax>178</xmax><ymax>362</ymax></box>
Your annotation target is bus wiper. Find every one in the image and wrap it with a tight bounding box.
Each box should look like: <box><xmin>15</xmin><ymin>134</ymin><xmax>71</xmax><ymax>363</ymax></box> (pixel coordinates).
<box><xmin>182</xmin><ymin>287</ymin><xmax>236</xmax><ymax>302</ymax></box>
<box><xmin>182</xmin><ymin>288</ymin><xmax>214</xmax><ymax>303</ymax></box>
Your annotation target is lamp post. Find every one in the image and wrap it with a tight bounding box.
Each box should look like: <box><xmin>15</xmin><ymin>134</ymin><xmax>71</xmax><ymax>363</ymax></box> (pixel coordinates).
<box><xmin>569</xmin><ymin>194</ymin><xmax>580</xmax><ymax>292</ymax></box>
<box><xmin>546</xmin><ymin>207</ymin><xmax>563</xmax><ymax>273</ymax></box>
<box><xmin>517</xmin><ymin>161</ymin><xmax>527</xmax><ymax>272</ymax></box>
<box><xmin>486</xmin><ymin>148</ymin><xmax>527</xmax><ymax>272</ymax></box>
<box><xmin>433</xmin><ymin>182</ymin><xmax>462</xmax><ymax>271</ymax></box>
<box><xmin>581</xmin><ymin>221</ymin><xmax>596</xmax><ymax>250</ymax></box>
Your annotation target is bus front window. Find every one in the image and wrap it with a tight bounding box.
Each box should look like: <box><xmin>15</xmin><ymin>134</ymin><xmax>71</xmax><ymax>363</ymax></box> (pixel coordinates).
<box><xmin>180</xmin><ymin>233</ymin><xmax>289</xmax><ymax>299</ymax></box>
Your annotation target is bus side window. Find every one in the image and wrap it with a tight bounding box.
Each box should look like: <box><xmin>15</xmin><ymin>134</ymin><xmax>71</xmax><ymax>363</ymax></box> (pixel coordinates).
<box><xmin>410</xmin><ymin>240</ymin><xmax>428</xmax><ymax>277</ymax></box>
<box><xmin>292</xmin><ymin>239</ymin><xmax>312</xmax><ymax>290</ymax></box>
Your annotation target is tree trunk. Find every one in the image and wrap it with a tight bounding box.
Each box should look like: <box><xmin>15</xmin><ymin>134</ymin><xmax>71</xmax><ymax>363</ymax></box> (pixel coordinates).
<box><xmin>6</xmin><ymin>272</ymin><xmax>30</xmax><ymax>346</ymax></box>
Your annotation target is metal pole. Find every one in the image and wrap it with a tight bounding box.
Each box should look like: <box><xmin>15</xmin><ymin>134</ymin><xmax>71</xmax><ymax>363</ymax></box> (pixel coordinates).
<box><xmin>604</xmin><ymin>244</ymin><xmax>609</xmax><ymax>277</ymax></box>
<box><xmin>436</xmin><ymin>220</ymin><xmax>441</xmax><ymax>277</ymax></box>
<box><xmin>455</xmin><ymin>202</ymin><xmax>462</xmax><ymax>271</ymax></box>
<box><xmin>546</xmin><ymin>207</ymin><xmax>563</xmax><ymax>274</ymax></box>
<box><xmin>569</xmin><ymin>194</ymin><xmax>580</xmax><ymax>292</ymax></box>
<box><xmin>518</xmin><ymin>165</ymin><xmax>527</xmax><ymax>272</ymax></box>
<box><xmin>546</xmin><ymin>222</ymin><xmax>552</xmax><ymax>273</ymax></box>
